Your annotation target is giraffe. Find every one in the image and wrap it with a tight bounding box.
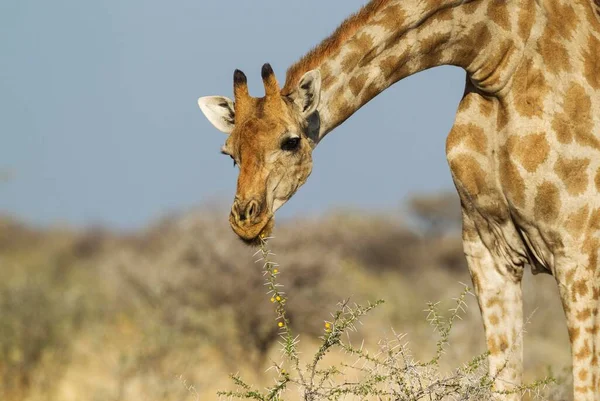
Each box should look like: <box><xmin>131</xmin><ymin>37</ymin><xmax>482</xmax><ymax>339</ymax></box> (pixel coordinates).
<box><xmin>197</xmin><ymin>0</ymin><xmax>600</xmax><ymax>398</ymax></box>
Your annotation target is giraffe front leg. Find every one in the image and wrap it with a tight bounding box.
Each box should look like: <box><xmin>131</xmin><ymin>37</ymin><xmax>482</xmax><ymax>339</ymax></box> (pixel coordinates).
<box><xmin>555</xmin><ymin>253</ymin><xmax>600</xmax><ymax>400</ymax></box>
<box><xmin>462</xmin><ymin>222</ymin><xmax>524</xmax><ymax>400</ymax></box>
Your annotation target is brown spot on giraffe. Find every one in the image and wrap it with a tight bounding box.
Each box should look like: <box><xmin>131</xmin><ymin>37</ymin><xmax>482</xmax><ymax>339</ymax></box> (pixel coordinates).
<box><xmin>283</xmin><ymin>0</ymin><xmax>391</xmax><ymax>93</ymax></box>
<box><xmin>375</xmin><ymin>3</ymin><xmax>406</xmax><ymax>32</ymax></box>
<box><xmin>507</xmin><ymin>133</ymin><xmax>550</xmax><ymax>173</ymax></box>
<box><xmin>534</xmin><ymin>182</ymin><xmax>561</xmax><ymax>223</ymax></box>
<box><xmin>575</xmin><ymin>340</ymin><xmax>592</xmax><ymax>359</ymax></box>
<box><xmin>583</xmin><ymin>236</ymin><xmax>600</xmax><ymax>270</ymax></box>
<box><xmin>348</xmin><ymin>73</ymin><xmax>368</xmax><ymax>97</ymax></box>
<box><xmin>446</xmin><ymin>123</ymin><xmax>487</xmax><ymax>154</ymax></box>
<box><xmin>359</xmin><ymin>80</ymin><xmax>382</xmax><ymax>106</ymax></box>
<box><xmin>475</xmin><ymin>39</ymin><xmax>517</xmax><ymax>90</ymax></box>
<box><xmin>595</xmin><ymin>168</ymin><xmax>600</xmax><ymax>192</ymax></box>
<box><xmin>379</xmin><ymin>54</ymin><xmax>409</xmax><ymax>81</ymax></box>
<box><xmin>573</xmin><ymin>279</ymin><xmax>590</xmax><ymax>302</ymax></box>
<box><xmin>555</xmin><ymin>157</ymin><xmax>591</xmax><ymax>196</ymax></box>
<box><xmin>420</xmin><ymin>29</ymin><xmax>452</xmax><ymax>67</ymax></box>
<box><xmin>545</xmin><ymin>1</ymin><xmax>579</xmax><ymax>39</ymax></box>
<box><xmin>498</xmin><ymin>334</ymin><xmax>509</xmax><ymax>352</ymax></box>
<box><xmin>565</xmin><ymin>206</ymin><xmax>590</xmax><ymax>239</ymax></box>
<box><xmin>489</xmin><ymin>314</ymin><xmax>500</xmax><ymax>326</ymax></box>
<box><xmin>512</xmin><ymin>58</ymin><xmax>549</xmax><ymax>118</ymax></box>
<box><xmin>449</xmin><ymin>155</ymin><xmax>488</xmax><ymax>196</ymax></box>
<box><xmin>517</xmin><ymin>0</ymin><xmax>536</xmax><ymax>40</ymax></box>
<box><xmin>589</xmin><ymin>208</ymin><xmax>600</xmax><ymax>232</ymax></box>
<box><xmin>583</xmin><ymin>34</ymin><xmax>600</xmax><ymax>89</ymax></box>
<box><xmin>330</xmin><ymin>95</ymin><xmax>353</xmax><ymax>123</ymax></box>
<box><xmin>457</xmin><ymin>92</ymin><xmax>473</xmax><ymax>113</ymax></box>
<box><xmin>320</xmin><ymin>63</ymin><xmax>336</xmax><ymax>91</ymax></box>
<box><xmin>577</xmin><ymin>308</ymin><xmax>593</xmax><ymax>322</ymax></box>
<box><xmin>553</xmin><ymin>83</ymin><xmax>597</xmax><ymax>148</ymax></box>
<box><xmin>569</xmin><ymin>326</ymin><xmax>581</xmax><ymax>342</ymax></box>
<box><xmin>537</xmin><ymin>25</ymin><xmax>572</xmax><ymax>75</ymax></box>
<box><xmin>461</xmin><ymin>0</ymin><xmax>479</xmax><ymax>15</ymax></box>
<box><xmin>500</xmin><ymin>159</ymin><xmax>526</xmax><ymax>208</ymax></box>
<box><xmin>566</xmin><ymin>268</ymin><xmax>577</xmax><ymax>286</ymax></box>
<box><xmin>580</xmin><ymin>369</ymin><xmax>590</xmax><ymax>382</ymax></box>
<box><xmin>453</xmin><ymin>22</ymin><xmax>492</xmax><ymax>65</ymax></box>
<box><xmin>487</xmin><ymin>1</ymin><xmax>510</xmax><ymax>31</ymax></box>
<box><xmin>478</xmin><ymin>97</ymin><xmax>494</xmax><ymax>117</ymax></box>
<box><xmin>496</xmin><ymin>107</ymin><xmax>509</xmax><ymax>131</ymax></box>
<box><xmin>341</xmin><ymin>51</ymin><xmax>361</xmax><ymax>72</ymax></box>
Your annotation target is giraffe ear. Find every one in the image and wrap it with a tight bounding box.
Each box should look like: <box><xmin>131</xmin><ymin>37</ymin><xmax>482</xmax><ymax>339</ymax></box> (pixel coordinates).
<box><xmin>197</xmin><ymin>96</ymin><xmax>235</xmax><ymax>134</ymax></box>
<box><xmin>292</xmin><ymin>70</ymin><xmax>321</xmax><ymax>117</ymax></box>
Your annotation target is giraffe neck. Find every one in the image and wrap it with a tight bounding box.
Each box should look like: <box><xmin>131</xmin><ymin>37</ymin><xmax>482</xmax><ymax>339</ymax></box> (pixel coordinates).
<box><xmin>283</xmin><ymin>0</ymin><xmax>531</xmax><ymax>143</ymax></box>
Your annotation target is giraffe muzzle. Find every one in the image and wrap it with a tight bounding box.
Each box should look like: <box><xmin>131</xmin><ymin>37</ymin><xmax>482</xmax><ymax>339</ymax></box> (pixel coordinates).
<box><xmin>229</xmin><ymin>198</ymin><xmax>273</xmax><ymax>244</ymax></box>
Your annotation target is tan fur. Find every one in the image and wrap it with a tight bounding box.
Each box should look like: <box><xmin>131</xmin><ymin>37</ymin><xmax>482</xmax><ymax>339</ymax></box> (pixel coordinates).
<box><xmin>282</xmin><ymin>0</ymin><xmax>391</xmax><ymax>94</ymax></box>
<box><xmin>200</xmin><ymin>0</ymin><xmax>600</xmax><ymax>398</ymax></box>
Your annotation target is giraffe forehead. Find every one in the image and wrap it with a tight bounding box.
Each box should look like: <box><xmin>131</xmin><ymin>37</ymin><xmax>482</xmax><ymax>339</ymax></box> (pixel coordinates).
<box><xmin>230</xmin><ymin>117</ymin><xmax>285</xmax><ymax>155</ymax></box>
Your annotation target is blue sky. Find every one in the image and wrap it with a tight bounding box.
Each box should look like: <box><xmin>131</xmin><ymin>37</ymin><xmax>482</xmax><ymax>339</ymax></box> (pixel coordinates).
<box><xmin>0</xmin><ymin>0</ymin><xmax>465</xmax><ymax>230</ymax></box>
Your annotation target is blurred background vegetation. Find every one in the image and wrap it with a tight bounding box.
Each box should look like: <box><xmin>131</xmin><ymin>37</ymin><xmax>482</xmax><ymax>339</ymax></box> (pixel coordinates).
<box><xmin>0</xmin><ymin>192</ymin><xmax>571</xmax><ymax>400</ymax></box>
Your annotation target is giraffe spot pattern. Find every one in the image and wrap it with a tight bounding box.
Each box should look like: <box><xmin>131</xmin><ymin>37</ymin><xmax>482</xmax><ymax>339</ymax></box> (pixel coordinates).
<box><xmin>569</xmin><ymin>326</ymin><xmax>581</xmax><ymax>342</ymax></box>
<box><xmin>449</xmin><ymin>155</ymin><xmax>488</xmax><ymax>196</ymax></box>
<box><xmin>565</xmin><ymin>205</ymin><xmax>590</xmax><ymax>239</ymax></box>
<box><xmin>545</xmin><ymin>1</ymin><xmax>578</xmax><ymax>39</ymax></box>
<box><xmin>537</xmin><ymin>24</ymin><xmax>572</xmax><ymax>75</ymax></box>
<box><xmin>474</xmin><ymin>39</ymin><xmax>517</xmax><ymax>90</ymax></box>
<box><xmin>572</xmin><ymin>279</ymin><xmax>590</xmax><ymax>302</ymax></box>
<box><xmin>534</xmin><ymin>181</ymin><xmax>561</xmax><ymax>223</ymax></box>
<box><xmin>487</xmin><ymin>1</ymin><xmax>510</xmax><ymax>31</ymax></box>
<box><xmin>453</xmin><ymin>23</ymin><xmax>492</xmax><ymax>66</ymax></box>
<box><xmin>554</xmin><ymin>157</ymin><xmax>591</xmax><ymax>196</ymax></box>
<box><xmin>379</xmin><ymin>54</ymin><xmax>411</xmax><ymax>81</ymax></box>
<box><xmin>375</xmin><ymin>4</ymin><xmax>406</xmax><ymax>32</ymax></box>
<box><xmin>478</xmin><ymin>97</ymin><xmax>494</xmax><ymax>117</ymax></box>
<box><xmin>500</xmin><ymin>152</ymin><xmax>526</xmax><ymax>207</ymax></box>
<box><xmin>595</xmin><ymin>168</ymin><xmax>600</xmax><ymax>192</ymax></box>
<box><xmin>512</xmin><ymin>58</ymin><xmax>549</xmax><ymax>118</ymax></box>
<box><xmin>516</xmin><ymin>0</ymin><xmax>537</xmax><ymax>41</ymax></box>
<box><xmin>583</xmin><ymin>236</ymin><xmax>600</xmax><ymax>270</ymax></box>
<box><xmin>552</xmin><ymin>83</ymin><xmax>597</xmax><ymax>148</ymax></box>
<box><xmin>507</xmin><ymin>133</ymin><xmax>550</xmax><ymax>173</ymax></box>
<box><xmin>348</xmin><ymin>73</ymin><xmax>368</xmax><ymax>97</ymax></box>
<box><xmin>583</xmin><ymin>34</ymin><xmax>600</xmax><ymax>90</ymax></box>
<box><xmin>446</xmin><ymin>123</ymin><xmax>487</xmax><ymax>154</ymax></box>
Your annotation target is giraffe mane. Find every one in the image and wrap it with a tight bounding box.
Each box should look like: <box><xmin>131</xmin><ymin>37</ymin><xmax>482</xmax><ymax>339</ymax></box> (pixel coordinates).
<box><xmin>282</xmin><ymin>0</ymin><xmax>391</xmax><ymax>95</ymax></box>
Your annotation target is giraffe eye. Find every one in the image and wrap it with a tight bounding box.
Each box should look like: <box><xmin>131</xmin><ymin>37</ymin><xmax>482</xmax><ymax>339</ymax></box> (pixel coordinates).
<box><xmin>281</xmin><ymin>137</ymin><xmax>301</xmax><ymax>151</ymax></box>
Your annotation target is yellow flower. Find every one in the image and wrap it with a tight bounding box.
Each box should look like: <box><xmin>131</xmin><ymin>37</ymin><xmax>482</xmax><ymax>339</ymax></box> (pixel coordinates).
<box><xmin>276</xmin><ymin>295</ymin><xmax>282</xmax><ymax>301</ymax></box>
<box><xmin>273</xmin><ymin>269</ymin><xmax>279</xmax><ymax>274</ymax></box>
<box><xmin>270</xmin><ymin>297</ymin><xmax>275</xmax><ymax>303</ymax></box>
<box><xmin>281</xmin><ymin>369</ymin><xmax>286</xmax><ymax>375</ymax></box>
<box><xmin>278</xmin><ymin>321</ymin><xmax>284</xmax><ymax>328</ymax></box>
<box><xmin>325</xmin><ymin>322</ymin><xmax>331</xmax><ymax>329</ymax></box>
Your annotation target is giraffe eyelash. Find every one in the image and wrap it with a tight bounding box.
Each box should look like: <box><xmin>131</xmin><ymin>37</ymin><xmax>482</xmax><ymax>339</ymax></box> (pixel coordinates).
<box><xmin>221</xmin><ymin>150</ymin><xmax>237</xmax><ymax>167</ymax></box>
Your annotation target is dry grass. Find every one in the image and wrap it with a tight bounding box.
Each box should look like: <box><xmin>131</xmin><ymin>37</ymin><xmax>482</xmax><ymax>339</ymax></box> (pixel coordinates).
<box><xmin>0</xmin><ymin>193</ymin><xmax>571</xmax><ymax>400</ymax></box>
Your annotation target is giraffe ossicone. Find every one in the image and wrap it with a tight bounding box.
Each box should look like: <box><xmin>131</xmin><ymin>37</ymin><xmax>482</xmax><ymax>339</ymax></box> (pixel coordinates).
<box><xmin>198</xmin><ymin>1</ymin><xmax>600</xmax><ymax>399</ymax></box>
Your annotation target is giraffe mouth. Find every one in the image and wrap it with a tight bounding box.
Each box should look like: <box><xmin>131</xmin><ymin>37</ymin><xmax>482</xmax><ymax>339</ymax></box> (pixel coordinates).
<box><xmin>229</xmin><ymin>214</ymin><xmax>275</xmax><ymax>246</ymax></box>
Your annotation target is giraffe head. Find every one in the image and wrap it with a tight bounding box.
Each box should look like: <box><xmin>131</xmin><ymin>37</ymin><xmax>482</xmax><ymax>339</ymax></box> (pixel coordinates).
<box><xmin>198</xmin><ymin>64</ymin><xmax>321</xmax><ymax>244</ymax></box>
